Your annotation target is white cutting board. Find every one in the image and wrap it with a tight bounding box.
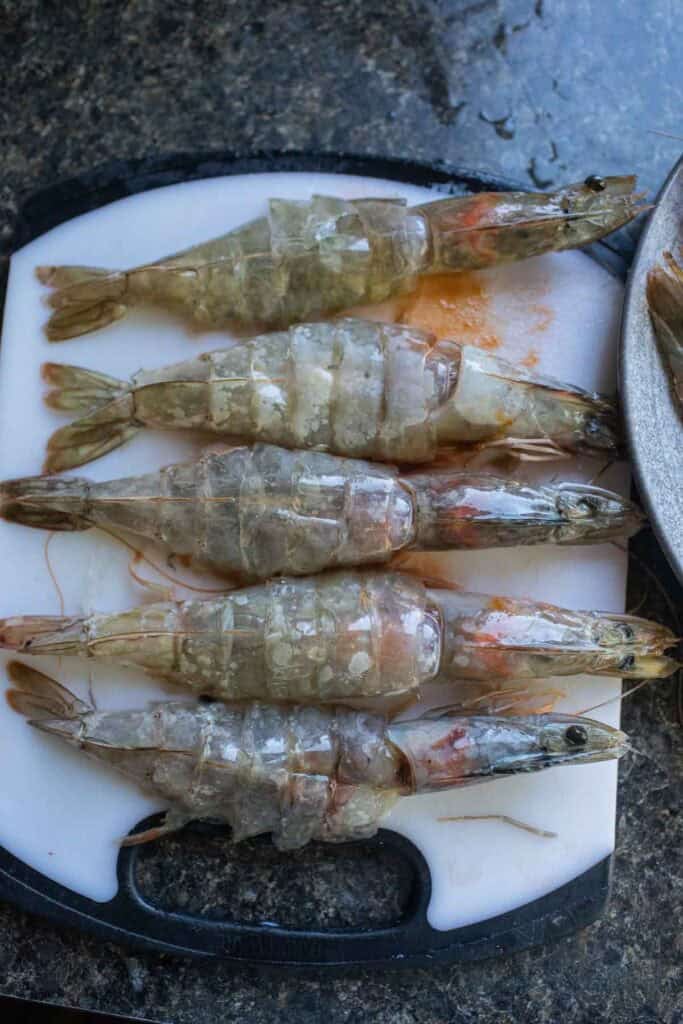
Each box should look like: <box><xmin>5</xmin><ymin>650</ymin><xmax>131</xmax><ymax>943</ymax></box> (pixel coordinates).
<box><xmin>0</xmin><ymin>172</ymin><xmax>626</xmax><ymax>932</ymax></box>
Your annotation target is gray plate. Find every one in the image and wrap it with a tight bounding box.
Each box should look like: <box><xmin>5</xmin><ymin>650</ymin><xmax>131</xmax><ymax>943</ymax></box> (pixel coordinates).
<box><xmin>621</xmin><ymin>155</ymin><xmax>683</xmax><ymax>585</ymax></box>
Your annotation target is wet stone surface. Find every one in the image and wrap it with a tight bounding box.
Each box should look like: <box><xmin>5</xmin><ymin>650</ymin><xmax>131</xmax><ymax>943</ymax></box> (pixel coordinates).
<box><xmin>1</xmin><ymin>1</ymin><xmax>682</xmax><ymax>1022</ymax></box>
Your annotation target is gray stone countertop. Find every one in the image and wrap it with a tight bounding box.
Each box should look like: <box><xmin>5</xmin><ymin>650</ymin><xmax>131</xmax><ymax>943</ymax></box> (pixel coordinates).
<box><xmin>0</xmin><ymin>2</ymin><xmax>681</xmax><ymax>1022</ymax></box>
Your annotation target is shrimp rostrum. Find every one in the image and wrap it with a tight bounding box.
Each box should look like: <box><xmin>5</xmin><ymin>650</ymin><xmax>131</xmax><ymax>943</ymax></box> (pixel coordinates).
<box><xmin>1</xmin><ymin>572</ymin><xmax>675</xmax><ymax>704</ymax></box>
<box><xmin>42</xmin><ymin>320</ymin><xmax>622</xmax><ymax>472</ymax></box>
<box><xmin>7</xmin><ymin>661</ymin><xmax>627</xmax><ymax>849</ymax></box>
<box><xmin>1</xmin><ymin>444</ymin><xmax>644</xmax><ymax>581</ymax></box>
<box><xmin>37</xmin><ymin>176</ymin><xmax>645</xmax><ymax>340</ymax></box>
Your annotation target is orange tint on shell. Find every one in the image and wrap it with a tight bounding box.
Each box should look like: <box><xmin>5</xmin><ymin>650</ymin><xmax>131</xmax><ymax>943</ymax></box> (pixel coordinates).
<box><xmin>430</xmin><ymin>724</ymin><xmax>467</xmax><ymax>752</ymax></box>
<box><xmin>464</xmin><ymin>644</ymin><xmax>516</xmax><ymax>678</ymax></box>
<box><xmin>487</xmin><ymin>595</ymin><xmax>517</xmax><ymax>613</ymax></box>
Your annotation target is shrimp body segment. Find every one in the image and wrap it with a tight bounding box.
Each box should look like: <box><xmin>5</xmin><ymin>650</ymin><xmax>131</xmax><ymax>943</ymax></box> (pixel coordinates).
<box><xmin>42</xmin><ymin>320</ymin><xmax>622</xmax><ymax>472</ymax></box>
<box><xmin>6</xmin><ymin>662</ymin><xmax>627</xmax><ymax>849</ymax></box>
<box><xmin>0</xmin><ymin>444</ymin><xmax>644</xmax><ymax>580</ymax></box>
<box><xmin>37</xmin><ymin>178</ymin><xmax>645</xmax><ymax>340</ymax></box>
<box><xmin>1</xmin><ymin>572</ymin><xmax>675</xmax><ymax>702</ymax></box>
<box><xmin>647</xmin><ymin>250</ymin><xmax>683</xmax><ymax>408</ymax></box>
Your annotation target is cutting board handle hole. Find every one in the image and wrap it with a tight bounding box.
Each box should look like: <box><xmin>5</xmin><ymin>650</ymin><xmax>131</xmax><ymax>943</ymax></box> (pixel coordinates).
<box><xmin>119</xmin><ymin>819</ymin><xmax>422</xmax><ymax>931</ymax></box>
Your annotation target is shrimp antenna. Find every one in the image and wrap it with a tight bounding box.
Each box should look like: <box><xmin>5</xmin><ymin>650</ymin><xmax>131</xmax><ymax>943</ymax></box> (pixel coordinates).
<box><xmin>43</xmin><ymin>531</ymin><xmax>65</xmax><ymax>615</ymax></box>
<box><xmin>627</xmin><ymin>588</ymin><xmax>649</xmax><ymax>617</ymax></box>
<box><xmin>587</xmin><ymin>458</ymin><xmax>615</xmax><ymax>485</ymax></box>
<box><xmin>647</xmin><ymin>129</ymin><xmax>683</xmax><ymax>142</ymax></box>
<box><xmin>575</xmin><ymin>677</ymin><xmax>653</xmax><ymax>717</ymax></box>
<box><xmin>95</xmin><ymin>525</ymin><xmax>236</xmax><ymax>595</ymax></box>
<box><xmin>438</xmin><ymin>814</ymin><xmax>557</xmax><ymax>839</ymax></box>
<box><xmin>621</xmin><ymin>737</ymin><xmax>650</xmax><ymax>759</ymax></box>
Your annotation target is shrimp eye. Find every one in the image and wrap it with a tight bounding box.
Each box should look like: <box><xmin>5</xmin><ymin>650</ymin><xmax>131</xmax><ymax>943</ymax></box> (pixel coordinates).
<box><xmin>577</xmin><ymin>496</ymin><xmax>598</xmax><ymax>514</ymax></box>
<box><xmin>620</xmin><ymin>654</ymin><xmax>636</xmax><ymax>672</ymax></box>
<box><xmin>584</xmin><ymin>418</ymin><xmax>604</xmax><ymax>439</ymax></box>
<box><xmin>584</xmin><ymin>175</ymin><xmax>606</xmax><ymax>192</ymax></box>
<box><xmin>565</xmin><ymin>724</ymin><xmax>588</xmax><ymax>745</ymax></box>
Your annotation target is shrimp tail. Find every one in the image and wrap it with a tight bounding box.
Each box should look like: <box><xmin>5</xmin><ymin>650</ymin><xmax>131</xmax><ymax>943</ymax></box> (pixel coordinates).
<box><xmin>42</xmin><ymin>362</ymin><xmax>138</xmax><ymax>472</ymax></box>
<box><xmin>0</xmin><ymin>615</ymin><xmax>85</xmax><ymax>656</ymax></box>
<box><xmin>0</xmin><ymin>474</ymin><xmax>91</xmax><ymax>531</ymax></box>
<box><xmin>5</xmin><ymin>660</ymin><xmax>90</xmax><ymax>721</ymax></box>
<box><xmin>42</xmin><ymin>362</ymin><xmax>127</xmax><ymax>412</ymax></box>
<box><xmin>36</xmin><ymin>265</ymin><xmax>128</xmax><ymax>341</ymax></box>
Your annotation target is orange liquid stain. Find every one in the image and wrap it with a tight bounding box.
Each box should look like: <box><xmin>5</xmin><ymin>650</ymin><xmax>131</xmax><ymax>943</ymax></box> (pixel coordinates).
<box><xmin>396</xmin><ymin>273</ymin><xmax>501</xmax><ymax>348</ymax></box>
<box><xmin>344</xmin><ymin>272</ymin><xmax>501</xmax><ymax>349</ymax></box>
<box><xmin>520</xmin><ymin>349</ymin><xmax>540</xmax><ymax>369</ymax></box>
<box><xmin>530</xmin><ymin>303</ymin><xmax>554</xmax><ymax>334</ymax></box>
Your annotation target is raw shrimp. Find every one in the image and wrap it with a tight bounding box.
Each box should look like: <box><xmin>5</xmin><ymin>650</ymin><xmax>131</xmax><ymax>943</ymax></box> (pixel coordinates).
<box><xmin>42</xmin><ymin>319</ymin><xmax>622</xmax><ymax>472</ymax></box>
<box><xmin>37</xmin><ymin>177</ymin><xmax>645</xmax><ymax>341</ymax></box>
<box><xmin>6</xmin><ymin>661</ymin><xmax>627</xmax><ymax>849</ymax></box>
<box><xmin>0</xmin><ymin>444</ymin><xmax>644</xmax><ymax>581</ymax></box>
<box><xmin>1</xmin><ymin>571</ymin><xmax>675</xmax><ymax>703</ymax></box>
<box><xmin>647</xmin><ymin>250</ymin><xmax>683</xmax><ymax>408</ymax></box>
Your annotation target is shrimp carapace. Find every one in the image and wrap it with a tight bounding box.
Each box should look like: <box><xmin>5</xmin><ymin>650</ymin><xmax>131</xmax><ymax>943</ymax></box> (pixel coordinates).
<box><xmin>37</xmin><ymin>178</ymin><xmax>645</xmax><ymax>341</ymax></box>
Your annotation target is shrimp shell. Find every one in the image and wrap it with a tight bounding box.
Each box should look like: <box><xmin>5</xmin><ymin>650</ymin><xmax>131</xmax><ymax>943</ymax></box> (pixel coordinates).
<box><xmin>1</xmin><ymin>571</ymin><xmax>676</xmax><ymax>702</ymax></box>
<box><xmin>42</xmin><ymin>320</ymin><xmax>622</xmax><ymax>472</ymax></box>
<box><xmin>6</xmin><ymin>661</ymin><xmax>627</xmax><ymax>849</ymax></box>
<box><xmin>0</xmin><ymin>444</ymin><xmax>644</xmax><ymax>581</ymax></box>
<box><xmin>36</xmin><ymin>178</ymin><xmax>645</xmax><ymax>340</ymax></box>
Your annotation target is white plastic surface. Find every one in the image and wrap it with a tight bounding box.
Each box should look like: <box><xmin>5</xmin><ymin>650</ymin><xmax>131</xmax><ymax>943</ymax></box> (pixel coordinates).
<box><xmin>0</xmin><ymin>172</ymin><xmax>626</xmax><ymax>930</ymax></box>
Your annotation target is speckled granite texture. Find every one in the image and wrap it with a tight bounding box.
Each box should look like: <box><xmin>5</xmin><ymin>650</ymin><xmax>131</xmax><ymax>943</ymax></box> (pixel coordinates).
<box><xmin>0</xmin><ymin>1</ymin><xmax>681</xmax><ymax>1022</ymax></box>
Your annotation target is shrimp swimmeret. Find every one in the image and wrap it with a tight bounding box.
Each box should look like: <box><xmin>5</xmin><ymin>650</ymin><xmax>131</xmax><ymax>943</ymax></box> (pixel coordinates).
<box><xmin>36</xmin><ymin>176</ymin><xmax>645</xmax><ymax>340</ymax></box>
<box><xmin>6</xmin><ymin>661</ymin><xmax>628</xmax><ymax>850</ymax></box>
